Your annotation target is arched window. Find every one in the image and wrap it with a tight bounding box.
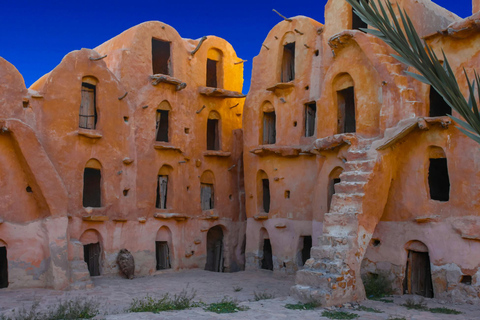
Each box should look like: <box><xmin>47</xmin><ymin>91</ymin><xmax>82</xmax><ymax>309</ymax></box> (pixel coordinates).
<box><xmin>80</xmin><ymin>229</ymin><xmax>102</xmax><ymax>276</ymax></box>
<box><xmin>156</xmin><ymin>101</ymin><xmax>172</xmax><ymax>142</ymax></box>
<box><xmin>335</xmin><ymin>74</ymin><xmax>356</xmax><ymax>133</ymax></box>
<box><xmin>152</xmin><ymin>38</ymin><xmax>172</xmax><ymax>76</ymax></box>
<box><xmin>206</xmin><ymin>48</ymin><xmax>223</xmax><ymax>88</ymax></box>
<box><xmin>280</xmin><ymin>32</ymin><xmax>295</xmax><ymax>82</ymax></box>
<box><xmin>156</xmin><ymin>165</ymin><xmax>173</xmax><ymax>209</ymax></box>
<box><xmin>427</xmin><ymin>147</ymin><xmax>450</xmax><ymax>201</ymax></box>
<box><xmin>328</xmin><ymin>167</ymin><xmax>344</xmax><ymax>211</ymax></box>
<box><xmin>429</xmin><ymin>87</ymin><xmax>451</xmax><ymax>117</ymax></box>
<box><xmin>79</xmin><ymin>76</ymin><xmax>98</xmax><ymax>130</ymax></box>
<box><xmin>257</xmin><ymin>170</ymin><xmax>270</xmax><ymax>213</ymax></box>
<box><xmin>200</xmin><ymin>171</ymin><xmax>215</xmax><ymax>210</ymax></box>
<box><xmin>207</xmin><ymin>111</ymin><xmax>221</xmax><ymax>150</ymax></box>
<box><xmin>261</xmin><ymin>101</ymin><xmax>276</xmax><ymax>145</ymax></box>
<box><xmin>83</xmin><ymin>159</ymin><xmax>102</xmax><ymax>208</ymax></box>
<box><xmin>156</xmin><ymin>226</ymin><xmax>173</xmax><ymax>270</ymax></box>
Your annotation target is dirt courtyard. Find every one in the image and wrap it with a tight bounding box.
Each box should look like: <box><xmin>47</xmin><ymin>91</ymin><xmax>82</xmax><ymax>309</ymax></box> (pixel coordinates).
<box><xmin>0</xmin><ymin>269</ymin><xmax>478</xmax><ymax>319</ymax></box>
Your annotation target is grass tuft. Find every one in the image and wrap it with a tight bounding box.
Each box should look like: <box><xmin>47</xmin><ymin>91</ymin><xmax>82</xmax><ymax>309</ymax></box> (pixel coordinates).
<box><xmin>322</xmin><ymin>310</ymin><xmax>359</xmax><ymax>319</ymax></box>
<box><xmin>253</xmin><ymin>291</ymin><xmax>275</xmax><ymax>301</ymax></box>
<box><xmin>362</xmin><ymin>273</ymin><xmax>393</xmax><ymax>300</ymax></box>
<box><xmin>284</xmin><ymin>302</ymin><xmax>318</xmax><ymax>310</ymax></box>
<box><xmin>204</xmin><ymin>297</ymin><xmax>249</xmax><ymax>314</ymax></box>
<box><xmin>127</xmin><ymin>289</ymin><xmax>200</xmax><ymax>313</ymax></box>
<box><xmin>358</xmin><ymin>305</ymin><xmax>383</xmax><ymax>313</ymax></box>
<box><xmin>402</xmin><ymin>298</ymin><xmax>428</xmax><ymax>311</ymax></box>
<box><xmin>233</xmin><ymin>286</ymin><xmax>243</xmax><ymax>292</ymax></box>
<box><xmin>428</xmin><ymin>307</ymin><xmax>462</xmax><ymax>314</ymax></box>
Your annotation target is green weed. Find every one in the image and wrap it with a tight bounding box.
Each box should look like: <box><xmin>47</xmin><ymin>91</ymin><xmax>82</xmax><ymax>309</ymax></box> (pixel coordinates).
<box><xmin>127</xmin><ymin>289</ymin><xmax>200</xmax><ymax>313</ymax></box>
<box><xmin>429</xmin><ymin>307</ymin><xmax>462</xmax><ymax>314</ymax></box>
<box><xmin>322</xmin><ymin>310</ymin><xmax>359</xmax><ymax>319</ymax></box>
<box><xmin>358</xmin><ymin>305</ymin><xmax>383</xmax><ymax>313</ymax></box>
<box><xmin>284</xmin><ymin>302</ymin><xmax>318</xmax><ymax>310</ymax></box>
<box><xmin>204</xmin><ymin>297</ymin><xmax>249</xmax><ymax>314</ymax></box>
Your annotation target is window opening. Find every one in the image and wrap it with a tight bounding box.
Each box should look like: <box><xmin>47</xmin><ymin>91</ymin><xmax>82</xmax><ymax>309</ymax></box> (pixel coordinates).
<box><xmin>261</xmin><ymin>239</ymin><xmax>273</xmax><ymax>271</ymax></box>
<box><xmin>281</xmin><ymin>42</ymin><xmax>295</xmax><ymax>82</ymax></box>
<box><xmin>262</xmin><ymin>112</ymin><xmax>276</xmax><ymax>144</ymax></box>
<box><xmin>429</xmin><ymin>87</ymin><xmax>451</xmax><ymax>117</ymax></box>
<box><xmin>84</xmin><ymin>243</ymin><xmax>101</xmax><ymax>276</ymax></box>
<box><xmin>205</xmin><ymin>226</ymin><xmax>224</xmax><ymax>272</ymax></box>
<box><xmin>155</xmin><ymin>241</ymin><xmax>171</xmax><ymax>270</ymax></box>
<box><xmin>305</xmin><ymin>102</ymin><xmax>317</xmax><ymax>137</ymax></box>
<box><xmin>83</xmin><ymin>168</ymin><xmax>101</xmax><ymax>207</ymax></box>
<box><xmin>262</xmin><ymin>179</ymin><xmax>270</xmax><ymax>213</ymax></box>
<box><xmin>79</xmin><ymin>82</ymin><xmax>97</xmax><ymax>130</ymax></box>
<box><xmin>460</xmin><ymin>275</ymin><xmax>472</xmax><ymax>285</ymax></box>
<box><xmin>0</xmin><ymin>247</ymin><xmax>7</xmax><ymax>288</ymax></box>
<box><xmin>152</xmin><ymin>38</ymin><xmax>171</xmax><ymax>75</ymax></box>
<box><xmin>206</xmin><ymin>59</ymin><xmax>218</xmax><ymax>88</ymax></box>
<box><xmin>201</xmin><ymin>183</ymin><xmax>214</xmax><ymax>210</ymax></box>
<box><xmin>156</xmin><ymin>175</ymin><xmax>168</xmax><ymax>209</ymax></box>
<box><xmin>155</xmin><ymin>110</ymin><xmax>169</xmax><ymax>142</ymax></box>
<box><xmin>207</xmin><ymin>119</ymin><xmax>220</xmax><ymax>150</ymax></box>
<box><xmin>328</xmin><ymin>177</ymin><xmax>341</xmax><ymax>211</ymax></box>
<box><xmin>301</xmin><ymin>236</ymin><xmax>312</xmax><ymax>266</ymax></box>
<box><xmin>352</xmin><ymin>0</ymin><xmax>368</xmax><ymax>30</ymax></box>
<box><xmin>404</xmin><ymin>250</ymin><xmax>434</xmax><ymax>297</ymax></box>
<box><xmin>337</xmin><ymin>87</ymin><xmax>356</xmax><ymax>133</ymax></box>
<box><xmin>428</xmin><ymin>158</ymin><xmax>450</xmax><ymax>201</ymax></box>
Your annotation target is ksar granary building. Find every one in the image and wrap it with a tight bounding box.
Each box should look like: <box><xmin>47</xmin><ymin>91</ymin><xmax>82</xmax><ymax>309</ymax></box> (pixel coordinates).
<box><xmin>1</xmin><ymin>0</ymin><xmax>479</xmax><ymax>306</ymax></box>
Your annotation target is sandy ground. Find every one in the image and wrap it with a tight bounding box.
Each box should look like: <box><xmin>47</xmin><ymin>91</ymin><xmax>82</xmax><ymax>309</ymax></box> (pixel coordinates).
<box><xmin>0</xmin><ymin>269</ymin><xmax>478</xmax><ymax>319</ymax></box>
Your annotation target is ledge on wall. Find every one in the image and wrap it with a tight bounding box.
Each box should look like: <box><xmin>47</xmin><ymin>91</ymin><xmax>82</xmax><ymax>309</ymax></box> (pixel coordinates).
<box><xmin>77</xmin><ymin>129</ymin><xmax>103</xmax><ymax>139</ymax></box>
<box><xmin>313</xmin><ymin>134</ymin><xmax>356</xmax><ymax>151</ymax></box>
<box><xmin>153</xmin><ymin>142</ymin><xmax>183</xmax><ymax>153</ymax></box>
<box><xmin>82</xmin><ymin>215</ymin><xmax>108</xmax><ymax>222</ymax></box>
<box><xmin>150</xmin><ymin>74</ymin><xmax>186</xmax><ymax>91</ymax></box>
<box><xmin>203</xmin><ymin>150</ymin><xmax>231</xmax><ymax>157</ymax></box>
<box><xmin>266</xmin><ymin>81</ymin><xmax>295</xmax><ymax>93</ymax></box>
<box><xmin>250</xmin><ymin>145</ymin><xmax>318</xmax><ymax>157</ymax></box>
<box><xmin>253</xmin><ymin>214</ymin><xmax>269</xmax><ymax>220</ymax></box>
<box><xmin>154</xmin><ymin>212</ymin><xmax>188</xmax><ymax>221</ymax></box>
<box><xmin>198</xmin><ymin>87</ymin><xmax>245</xmax><ymax>98</ymax></box>
<box><xmin>200</xmin><ymin>210</ymin><xmax>219</xmax><ymax>220</ymax></box>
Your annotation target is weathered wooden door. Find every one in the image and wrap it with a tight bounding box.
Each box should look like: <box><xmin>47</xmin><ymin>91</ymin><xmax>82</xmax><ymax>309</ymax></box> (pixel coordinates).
<box><xmin>158</xmin><ymin>175</ymin><xmax>168</xmax><ymax>209</ymax></box>
<box><xmin>80</xmin><ymin>83</ymin><xmax>96</xmax><ymax>129</ymax></box>
<box><xmin>405</xmin><ymin>250</ymin><xmax>434</xmax><ymax>297</ymax></box>
<box><xmin>0</xmin><ymin>247</ymin><xmax>8</xmax><ymax>288</ymax></box>
<box><xmin>263</xmin><ymin>112</ymin><xmax>276</xmax><ymax>144</ymax></box>
<box><xmin>205</xmin><ymin>226</ymin><xmax>224</xmax><ymax>272</ymax></box>
<box><xmin>261</xmin><ymin>239</ymin><xmax>273</xmax><ymax>271</ymax></box>
<box><xmin>201</xmin><ymin>183</ymin><xmax>214</xmax><ymax>210</ymax></box>
<box><xmin>84</xmin><ymin>243</ymin><xmax>101</xmax><ymax>276</ymax></box>
<box><xmin>155</xmin><ymin>241</ymin><xmax>171</xmax><ymax>270</ymax></box>
<box><xmin>281</xmin><ymin>42</ymin><xmax>295</xmax><ymax>82</ymax></box>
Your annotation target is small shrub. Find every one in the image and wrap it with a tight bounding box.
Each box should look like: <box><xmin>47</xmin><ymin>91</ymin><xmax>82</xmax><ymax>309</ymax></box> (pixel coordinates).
<box><xmin>127</xmin><ymin>289</ymin><xmax>199</xmax><ymax>313</ymax></box>
<box><xmin>388</xmin><ymin>317</ymin><xmax>406</xmax><ymax>320</ymax></box>
<box><xmin>358</xmin><ymin>305</ymin><xmax>383</xmax><ymax>313</ymax></box>
<box><xmin>253</xmin><ymin>291</ymin><xmax>275</xmax><ymax>301</ymax></box>
<box><xmin>402</xmin><ymin>298</ymin><xmax>427</xmax><ymax>311</ymax></box>
<box><xmin>322</xmin><ymin>310</ymin><xmax>359</xmax><ymax>319</ymax></box>
<box><xmin>204</xmin><ymin>297</ymin><xmax>249</xmax><ymax>314</ymax></box>
<box><xmin>233</xmin><ymin>286</ymin><xmax>243</xmax><ymax>292</ymax></box>
<box><xmin>429</xmin><ymin>307</ymin><xmax>462</xmax><ymax>314</ymax></box>
<box><xmin>284</xmin><ymin>302</ymin><xmax>318</xmax><ymax>310</ymax></box>
<box><xmin>362</xmin><ymin>273</ymin><xmax>393</xmax><ymax>299</ymax></box>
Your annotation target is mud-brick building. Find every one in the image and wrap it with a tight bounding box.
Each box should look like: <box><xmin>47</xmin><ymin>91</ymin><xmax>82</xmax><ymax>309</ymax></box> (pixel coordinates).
<box><xmin>0</xmin><ymin>21</ymin><xmax>245</xmax><ymax>290</ymax></box>
<box><xmin>243</xmin><ymin>0</ymin><xmax>480</xmax><ymax>306</ymax></box>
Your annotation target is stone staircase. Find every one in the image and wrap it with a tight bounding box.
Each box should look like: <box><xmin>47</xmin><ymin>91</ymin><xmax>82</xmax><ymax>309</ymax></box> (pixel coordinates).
<box><xmin>292</xmin><ymin>137</ymin><xmax>380</xmax><ymax>305</ymax></box>
<box><xmin>69</xmin><ymin>259</ymin><xmax>94</xmax><ymax>290</ymax></box>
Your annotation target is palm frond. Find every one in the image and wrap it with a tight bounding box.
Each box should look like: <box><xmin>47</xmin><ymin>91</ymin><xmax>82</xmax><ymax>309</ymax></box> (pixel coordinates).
<box><xmin>346</xmin><ymin>0</ymin><xmax>480</xmax><ymax>144</ymax></box>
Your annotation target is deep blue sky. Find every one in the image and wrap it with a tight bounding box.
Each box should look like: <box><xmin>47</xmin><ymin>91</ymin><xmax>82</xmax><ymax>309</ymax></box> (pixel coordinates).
<box><xmin>0</xmin><ymin>0</ymin><xmax>473</xmax><ymax>93</ymax></box>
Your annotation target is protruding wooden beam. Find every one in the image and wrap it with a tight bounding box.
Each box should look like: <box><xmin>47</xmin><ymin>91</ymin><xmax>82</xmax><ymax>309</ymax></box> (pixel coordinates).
<box><xmin>89</xmin><ymin>55</ymin><xmax>107</xmax><ymax>61</ymax></box>
<box><xmin>273</xmin><ymin>9</ymin><xmax>292</xmax><ymax>22</ymax></box>
<box><xmin>191</xmin><ymin>36</ymin><xmax>208</xmax><ymax>56</ymax></box>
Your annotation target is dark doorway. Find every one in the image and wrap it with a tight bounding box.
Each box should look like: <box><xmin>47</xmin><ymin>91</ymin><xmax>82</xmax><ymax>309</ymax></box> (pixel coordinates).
<box><xmin>352</xmin><ymin>0</ymin><xmax>368</xmax><ymax>30</ymax></box>
<box><xmin>428</xmin><ymin>158</ymin><xmax>450</xmax><ymax>201</ymax></box>
<box><xmin>201</xmin><ymin>183</ymin><xmax>214</xmax><ymax>210</ymax></box>
<box><xmin>84</xmin><ymin>243</ymin><xmax>101</xmax><ymax>276</ymax></box>
<box><xmin>262</xmin><ymin>112</ymin><xmax>276</xmax><ymax>144</ymax></box>
<box><xmin>152</xmin><ymin>38</ymin><xmax>171</xmax><ymax>75</ymax></box>
<box><xmin>205</xmin><ymin>226</ymin><xmax>224</xmax><ymax>272</ymax></box>
<box><xmin>301</xmin><ymin>236</ymin><xmax>312</xmax><ymax>266</ymax></box>
<box><xmin>337</xmin><ymin>87</ymin><xmax>356</xmax><ymax>133</ymax></box>
<box><xmin>0</xmin><ymin>247</ymin><xmax>8</xmax><ymax>288</ymax></box>
<box><xmin>261</xmin><ymin>239</ymin><xmax>273</xmax><ymax>271</ymax></box>
<box><xmin>429</xmin><ymin>87</ymin><xmax>451</xmax><ymax>117</ymax></box>
<box><xmin>155</xmin><ymin>110</ymin><xmax>169</xmax><ymax>142</ymax></box>
<box><xmin>83</xmin><ymin>168</ymin><xmax>101</xmax><ymax>207</ymax></box>
<box><xmin>305</xmin><ymin>102</ymin><xmax>316</xmax><ymax>137</ymax></box>
<box><xmin>327</xmin><ymin>177</ymin><xmax>341</xmax><ymax>211</ymax></box>
<box><xmin>262</xmin><ymin>179</ymin><xmax>270</xmax><ymax>213</ymax></box>
<box><xmin>156</xmin><ymin>175</ymin><xmax>168</xmax><ymax>209</ymax></box>
<box><xmin>207</xmin><ymin>119</ymin><xmax>220</xmax><ymax>150</ymax></box>
<box><xmin>281</xmin><ymin>42</ymin><xmax>295</xmax><ymax>82</ymax></box>
<box><xmin>206</xmin><ymin>59</ymin><xmax>218</xmax><ymax>88</ymax></box>
<box><xmin>155</xmin><ymin>241</ymin><xmax>171</xmax><ymax>270</ymax></box>
<box><xmin>404</xmin><ymin>250</ymin><xmax>434</xmax><ymax>297</ymax></box>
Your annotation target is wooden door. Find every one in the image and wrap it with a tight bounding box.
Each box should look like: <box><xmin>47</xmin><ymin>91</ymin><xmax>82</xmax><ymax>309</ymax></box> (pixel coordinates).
<box><xmin>84</xmin><ymin>243</ymin><xmax>100</xmax><ymax>276</ymax></box>
<box><xmin>158</xmin><ymin>176</ymin><xmax>168</xmax><ymax>209</ymax></box>
<box><xmin>156</xmin><ymin>241</ymin><xmax>171</xmax><ymax>270</ymax></box>
<box><xmin>80</xmin><ymin>84</ymin><xmax>96</xmax><ymax>129</ymax></box>
<box><xmin>405</xmin><ymin>250</ymin><xmax>434</xmax><ymax>297</ymax></box>
<box><xmin>0</xmin><ymin>247</ymin><xmax>8</xmax><ymax>288</ymax></box>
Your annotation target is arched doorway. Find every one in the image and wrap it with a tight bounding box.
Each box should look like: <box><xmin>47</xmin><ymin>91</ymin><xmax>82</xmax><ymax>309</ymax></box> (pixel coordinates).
<box><xmin>260</xmin><ymin>228</ymin><xmax>273</xmax><ymax>271</ymax></box>
<box><xmin>80</xmin><ymin>229</ymin><xmax>102</xmax><ymax>276</ymax></box>
<box><xmin>156</xmin><ymin>226</ymin><xmax>173</xmax><ymax>270</ymax></box>
<box><xmin>403</xmin><ymin>241</ymin><xmax>434</xmax><ymax>297</ymax></box>
<box><xmin>205</xmin><ymin>226</ymin><xmax>224</xmax><ymax>272</ymax></box>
